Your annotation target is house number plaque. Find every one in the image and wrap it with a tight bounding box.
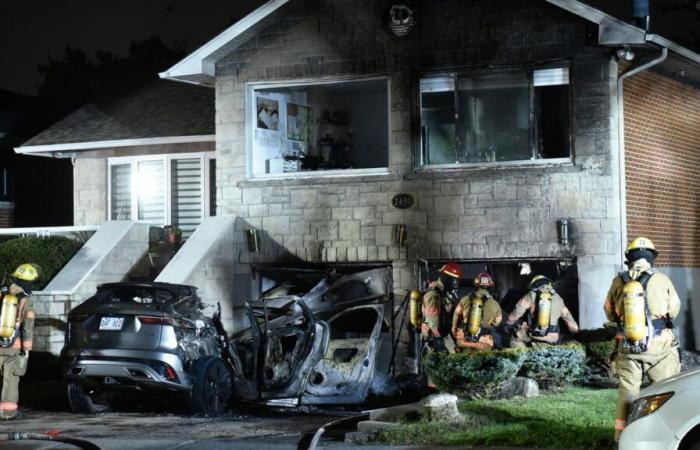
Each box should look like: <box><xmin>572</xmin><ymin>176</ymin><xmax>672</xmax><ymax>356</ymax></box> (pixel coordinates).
<box><xmin>392</xmin><ymin>193</ymin><xmax>414</xmax><ymax>209</ymax></box>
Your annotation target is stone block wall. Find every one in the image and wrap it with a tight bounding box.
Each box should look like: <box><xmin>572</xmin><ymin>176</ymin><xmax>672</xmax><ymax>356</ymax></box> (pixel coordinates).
<box><xmin>0</xmin><ymin>201</ymin><xmax>14</xmax><ymax>227</ymax></box>
<box><xmin>73</xmin><ymin>158</ymin><xmax>107</xmax><ymax>226</ymax></box>
<box><xmin>212</xmin><ymin>0</ymin><xmax>623</xmax><ymax>329</ymax></box>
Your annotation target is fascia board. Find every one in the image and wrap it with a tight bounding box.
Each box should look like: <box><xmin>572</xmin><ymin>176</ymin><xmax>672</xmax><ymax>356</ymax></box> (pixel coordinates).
<box><xmin>15</xmin><ymin>135</ymin><xmax>215</xmax><ymax>156</ymax></box>
<box><xmin>159</xmin><ymin>0</ymin><xmax>291</xmax><ymax>84</ymax></box>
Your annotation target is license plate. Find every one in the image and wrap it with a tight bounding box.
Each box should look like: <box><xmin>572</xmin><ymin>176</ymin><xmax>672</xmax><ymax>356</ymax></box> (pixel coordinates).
<box><xmin>99</xmin><ymin>317</ymin><xmax>124</xmax><ymax>331</ymax></box>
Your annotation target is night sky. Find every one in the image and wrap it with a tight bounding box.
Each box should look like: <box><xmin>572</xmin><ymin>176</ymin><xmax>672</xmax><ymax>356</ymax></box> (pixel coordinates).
<box><xmin>0</xmin><ymin>0</ymin><xmax>697</xmax><ymax>96</ymax></box>
<box><xmin>0</xmin><ymin>0</ymin><xmax>265</xmax><ymax>96</ymax></box>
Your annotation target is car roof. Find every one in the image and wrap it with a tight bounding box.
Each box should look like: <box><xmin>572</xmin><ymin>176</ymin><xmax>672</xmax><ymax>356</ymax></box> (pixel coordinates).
<box><xmin>97</xmin><ymin>282</ymin><xmax>198</xmax><ymax>291</ymax></box>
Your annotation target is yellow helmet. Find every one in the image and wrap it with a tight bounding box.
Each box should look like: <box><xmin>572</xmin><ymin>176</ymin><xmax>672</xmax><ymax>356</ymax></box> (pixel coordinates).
<box><xmin>11</xmin><ymin>263</ymin><xmax>40</xmax><ymax>282</ymax></box>
<box><xmin>528</xmin><ymin>275</ymin><xmax>552</xmax><ymax>290</ymax></box>
<box><xmin>625</xmin><ymin>236</ymin><xmax>658</xmax><ymax>258</ymax></box>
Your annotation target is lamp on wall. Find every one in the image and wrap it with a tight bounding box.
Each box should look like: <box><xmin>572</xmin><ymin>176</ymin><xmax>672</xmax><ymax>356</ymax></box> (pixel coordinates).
<box><xmin>557</xmin><ymin>219</ymin><xmax>570</xmax><ymax>245</ymax></box>
<box><xmin>394</xmin><ymin>224</ymin><xmax>407</xmax><ymax>247</ymax></box>
<box><xmin>246</xmin><ymin>229</ymin><xmax>260</xmax><ymax>252</ymax></box>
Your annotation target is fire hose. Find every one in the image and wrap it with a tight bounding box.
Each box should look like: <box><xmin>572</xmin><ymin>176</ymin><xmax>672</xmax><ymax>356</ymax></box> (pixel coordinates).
<box><xmin>0</xmin><ymin>431</ymin><xmax>101</xmax><ymax>450</ymax></box>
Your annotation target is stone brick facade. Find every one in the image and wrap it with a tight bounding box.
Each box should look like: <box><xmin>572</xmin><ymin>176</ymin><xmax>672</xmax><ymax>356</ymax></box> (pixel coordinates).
<box><xmin>212</xmin><ymin>0</ymin><xmax>623</xmax><ymax>329</ymax></box>
<box><xmin>73</xmin><ymin>158</ymin><xmax>107</xmax><ymax>226</ymax></box>
<box><xmin>0</xmin><ymin>201</ymin><xmax>14</xmax><ymax>227</ymax></box>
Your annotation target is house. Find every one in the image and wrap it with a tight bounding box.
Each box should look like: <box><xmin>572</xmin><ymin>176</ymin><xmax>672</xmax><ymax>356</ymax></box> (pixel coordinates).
<box><xmin>17</xmin><ymin>79</ymin><xmax>215</xmax><ymax>234</ymax></box>
<box><xmin>16</xmin><ymin>0</ymin><xmax>700</xmax><ymax>359</ymax></box>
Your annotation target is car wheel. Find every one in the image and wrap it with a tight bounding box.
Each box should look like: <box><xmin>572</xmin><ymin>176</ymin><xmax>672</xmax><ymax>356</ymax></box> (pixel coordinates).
<box><xmin>67</xmin><ymin>383</ymin><xmax>111</xmax><ymax>414</ymax></box>
<box><xmin>189</xmin><ymin>356</ymin><xmax>232</xmax><ymax>416</ymax></box>
<box><xmin>680</xmin><ymin>426</ymin><xmax>700</xmax><ymax>450</ymax></box>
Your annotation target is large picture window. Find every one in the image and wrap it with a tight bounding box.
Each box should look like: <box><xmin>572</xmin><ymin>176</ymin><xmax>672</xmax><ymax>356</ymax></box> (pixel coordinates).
<box><xmin>418</xmin><ymin>65</ymin><xmax>571</xmax><ymax>167</ymax></box>
<box><xmin>108</xmin><ymin>153</ymin><xmax>215</xmax><ymax>237</ymax></box>
<box><xmin>248</xmin><ymin>78</ymin><xmax>389</xmax><ymax>178</ymax></box>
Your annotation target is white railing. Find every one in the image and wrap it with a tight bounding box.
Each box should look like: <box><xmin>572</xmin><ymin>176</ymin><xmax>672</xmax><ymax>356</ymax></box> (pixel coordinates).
<box><xmin>0</xmin><ymin>225</ymin><xmax>100</xmax><ymax>238</ymax></box>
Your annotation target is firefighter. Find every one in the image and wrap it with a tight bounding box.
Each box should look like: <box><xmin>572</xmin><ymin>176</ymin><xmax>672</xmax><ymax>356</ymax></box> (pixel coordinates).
<box><xmin>604</xmin><ymin>237</ymin><xmax>680</xmax><ymax>441</ymax></box>
<box><xmin>451</xmin><ymin>272</ymin><xmax>502</xmax><ymax>351</ymax></box>
<box><xmin>506</xmin><ymin>275</ymin><xmax>579</xmax><ymax>348</ymax></box>
<box><xmin>0</xmin><ymin>264</ymin><xmax>38</xmax><ymax>420</ymax></box>
<box><xmin>420</xmin><ymin>262</ymin><xmax>461</xmax><ymax>354</ymax></box>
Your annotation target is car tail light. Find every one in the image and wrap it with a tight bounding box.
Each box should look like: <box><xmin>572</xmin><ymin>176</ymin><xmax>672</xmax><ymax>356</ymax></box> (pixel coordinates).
<box><xmin>137</xmin><ymin>316</ymin><xmax>179</xmax><ymax>326</ymax></box>
<box><xmin>149</xmin><ymin>361</ymin><xmax>179</xmax><ymax>383</ymax></box>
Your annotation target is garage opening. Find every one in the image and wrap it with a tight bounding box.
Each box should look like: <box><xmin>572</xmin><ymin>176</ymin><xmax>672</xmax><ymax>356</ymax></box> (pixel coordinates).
<box><xmin>418</xmin><ymin>258</ymin><xmax>579</xmax><ymax>323</ymax></box>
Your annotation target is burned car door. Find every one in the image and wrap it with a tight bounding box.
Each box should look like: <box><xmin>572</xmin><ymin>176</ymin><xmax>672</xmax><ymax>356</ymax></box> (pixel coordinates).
<box><xmin>301</xmin><ymin>304</ymin><xmax>383</xmax><ymax>405</ymax></box>
<box><xmin>255</xmin><ymin>299</ymin><xmax>328</xmax><ymax>404</ymax></box>
<box><xmin>228</xmin><ymin>306</ymin><xmax>260</xmax><ymax>401</ymax></box>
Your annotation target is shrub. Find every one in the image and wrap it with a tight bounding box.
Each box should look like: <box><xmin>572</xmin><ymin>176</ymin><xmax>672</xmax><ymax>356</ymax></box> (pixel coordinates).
<box><xmin>518</xmin><ymin>343</ymin><xmax>586</xmax><ymax>388</ymax></box>
<box><xmin>586</xmin><ymin>339</ymin><xmax>616</xmax><ymax>360</ymax></box>
<box><xmin>424</xmin><ymin>349</ymin><xmax>525</xmax><ymax>397</ymax></box>
<box><xmin>424</xmin><ymin>344</ymin><xmax>587</xmax><ymax>396</ymax></box>
<box><xmin>0</xmin><ymin>237</ymin><xmax>82</xmax><ymax>290</ymax></box>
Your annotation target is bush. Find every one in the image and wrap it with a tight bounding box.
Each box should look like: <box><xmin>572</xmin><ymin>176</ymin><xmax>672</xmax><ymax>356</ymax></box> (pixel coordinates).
<box><xmin>0</xmin><ymin>237</ymin><xmax>82</xmax><ymax>290</ymax></box>
<box><xmin>519</xmin><ymin>343</ymin><xmax>586</xmax><ymax>388</ymax></box>
<box><xmin>586</xmin><ymin>339</ymin><xmax>616</xmax><ymax>360</ymax></box>
<box><xmin>424</xmin><ymin>344</ymin><xmax>587</xmax><ymax>396</ymax></box>
<box><xmin>424</xmin><ymin>349</ymin><xmax>525</xmax><ymax>397</ymax></box>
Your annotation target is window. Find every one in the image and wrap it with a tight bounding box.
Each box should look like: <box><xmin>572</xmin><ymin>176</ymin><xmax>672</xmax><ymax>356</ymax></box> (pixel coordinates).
<box><xmin>248</xmin><ymin>78</ymin><xmax>389</xmax><ymax>178</ymax></box>
<box><xmin>418</xmin><ymin>65</ymin><xmax>570</xmax><ymax>167</ymax></box>
<box><xmin>108</xmin><ymin>153</ymin><xmax>214</xmax><ymax>237</ymax></box>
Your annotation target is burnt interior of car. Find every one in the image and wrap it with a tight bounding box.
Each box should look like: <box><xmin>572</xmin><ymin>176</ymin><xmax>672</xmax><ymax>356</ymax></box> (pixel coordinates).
<box><xmin>254</xmin><ymin>302</ymin><xmax>313</xmax><ymax>390</ymax></box>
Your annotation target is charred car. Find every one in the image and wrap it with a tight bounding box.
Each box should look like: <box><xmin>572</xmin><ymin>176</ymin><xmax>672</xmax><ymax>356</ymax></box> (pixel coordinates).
<box><xmin>63</xmin><ymin>267</ymin><xmax>395</xmax><ymax>412</ymax></box>
<box><xmin>62</xmin><ymin>282</ymin><xmax>233</xmax><ymax>415</ymax></box>
<box><xmin>226</xmin><ymin>266</ymin><xmax>393</xmax><ymax>406</ymax></box>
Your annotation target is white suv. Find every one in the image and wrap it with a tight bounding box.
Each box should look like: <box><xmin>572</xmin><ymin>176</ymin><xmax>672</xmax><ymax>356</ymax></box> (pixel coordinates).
<box><xmin>620</xmin><ymin>367</ymin><xmax>700</xmax><ymax>450</ymax></box>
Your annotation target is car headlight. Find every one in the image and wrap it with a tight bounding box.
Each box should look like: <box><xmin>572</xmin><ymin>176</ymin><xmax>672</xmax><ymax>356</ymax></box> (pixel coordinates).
<box><xmin>628</xmin><ymin>392</ymin><xmax>674</xmax><ymax>424</ymax></box>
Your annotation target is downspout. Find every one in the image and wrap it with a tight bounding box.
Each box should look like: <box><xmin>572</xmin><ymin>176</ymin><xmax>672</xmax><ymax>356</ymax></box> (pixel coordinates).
<box><xmin>616</xmin><ymin>46</ymin><xmax>667</xmax><ymax>264</ymax></box>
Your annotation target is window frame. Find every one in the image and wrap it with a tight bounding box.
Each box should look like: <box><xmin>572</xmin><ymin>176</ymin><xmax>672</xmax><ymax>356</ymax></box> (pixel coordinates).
<box><xmin>107</xmin><ymin>152</ymin><xmax>215</xmax><ymax>227</ymax></box>
<box><xmin>245</xmin><ymin>76</ymin><xmax>392</xmax><ymax>181</ymax></box>
<box><xmin>415</xmin><ymin>62</ymin><xmax>574</xmax><ymax>171</ymax></box>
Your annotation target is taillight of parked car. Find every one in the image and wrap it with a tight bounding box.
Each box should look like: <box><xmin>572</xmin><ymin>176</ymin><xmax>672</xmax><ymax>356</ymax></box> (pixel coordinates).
<box><xmin>137</xmin><ymin>316</ymin><xmax>179</xmax><ymax>327</ymax></box>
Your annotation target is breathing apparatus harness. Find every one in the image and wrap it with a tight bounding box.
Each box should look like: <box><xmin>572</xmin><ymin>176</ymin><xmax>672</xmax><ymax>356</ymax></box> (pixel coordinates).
<box><xmin>461</xmin><ymin>291</ymin><xmax>491</xmax><ymax>342</ymax></box>
<box><xmin>528</xmin><ymin>287</ymin><xmax>559</xmax><ymax>338</ymax></box>
<box><xmin>0</xmin><ymin>273</ymin><xmax>31</xmax><ymax>349</ymax></box>
<box><xmin>618</xmin><ymin>269</ymin><xmax>673</xmax><ymax>354</ymax></box>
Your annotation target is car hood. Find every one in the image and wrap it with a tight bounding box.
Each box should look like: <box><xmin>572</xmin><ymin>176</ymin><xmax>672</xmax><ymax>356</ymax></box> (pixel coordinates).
<box><xmin>637</xmin><ymin>366</ymin><xmax>700</xmax><ymax>398</ymax></box>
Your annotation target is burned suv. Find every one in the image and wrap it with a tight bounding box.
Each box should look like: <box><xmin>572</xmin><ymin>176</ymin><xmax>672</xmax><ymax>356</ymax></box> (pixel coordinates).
<box><xmin>62</xmin><ymin>282</ymin><xmax>233</xmax><ymax>415</ymax></box>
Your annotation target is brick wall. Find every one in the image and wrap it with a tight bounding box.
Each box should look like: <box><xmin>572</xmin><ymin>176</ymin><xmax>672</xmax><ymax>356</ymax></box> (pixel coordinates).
<box><xmin>624</xmin><ymin>71</ymin><xmax>700</xmax><ymax>267</ymax></box>
<box><xmin>212</xmin><ymin>0</ymin><xmax>624</xmax><ymax>329</ymax></box>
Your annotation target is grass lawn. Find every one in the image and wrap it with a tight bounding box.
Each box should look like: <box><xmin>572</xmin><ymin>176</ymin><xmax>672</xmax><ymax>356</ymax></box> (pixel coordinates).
<box><xmin>378</xmin><ymin>388</ymin><xmax>617</xmax><ymax>449</ymax></box>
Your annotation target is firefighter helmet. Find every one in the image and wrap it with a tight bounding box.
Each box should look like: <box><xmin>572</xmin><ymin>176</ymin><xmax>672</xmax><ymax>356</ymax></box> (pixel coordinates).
<box><xmin>439</xmin><ymin>262</ymin><xmax>463</xmax><ymax>279</ymax></box>
<box><xmin>528</xmin><ymin>275</ymin><xmax>552</xmax><ymax>291</ymax></box>
<box><xmin>11</xmin><ymin>264</ymin><xmax>39</xmax><ymax>282</ymax></box>
<box><xmin>473</xmin><ymin>272</ymin><xmax>495</xmax><ymax>288</ymax></box>
<box><xmin>625</xmin><ymin>237</ymin><xmax>658</xmax><ymax>258</ymax></box>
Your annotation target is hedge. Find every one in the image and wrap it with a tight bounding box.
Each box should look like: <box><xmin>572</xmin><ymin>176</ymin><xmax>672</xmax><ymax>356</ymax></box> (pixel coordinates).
<box><xmin>424</xmin><ymin>344</ymin><xmax>587</xmax><ymax>397</ymax></box>
<box><xmin>519</xmin><ymin>344</ymin><xmax>586</xmax><ymax>388</ymax></box>
<box><xmin>0</xmin><ymin>237</ymin><xmax>82</xmax><ymax>290</ymax></box>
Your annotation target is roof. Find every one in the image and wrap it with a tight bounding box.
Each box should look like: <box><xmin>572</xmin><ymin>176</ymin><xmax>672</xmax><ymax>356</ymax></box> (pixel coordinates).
<box><xmin>159</xmin><ymin>0</ymin><xmax>292</xmax><ymax>86</ymax></box>
<box><xmin>16</xmin><ymin>80</ymin><xmax>214</xmax><ymax>156</ymax></box>
<box><xmin>160</xmin><ymin>0</ymin><xmax>700</xmax><ymax>87</ymax></box>
<box><xmin>546</xmin><ymin>0</ymin><xmax>700</xmax><ymax>87</ymax></box>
